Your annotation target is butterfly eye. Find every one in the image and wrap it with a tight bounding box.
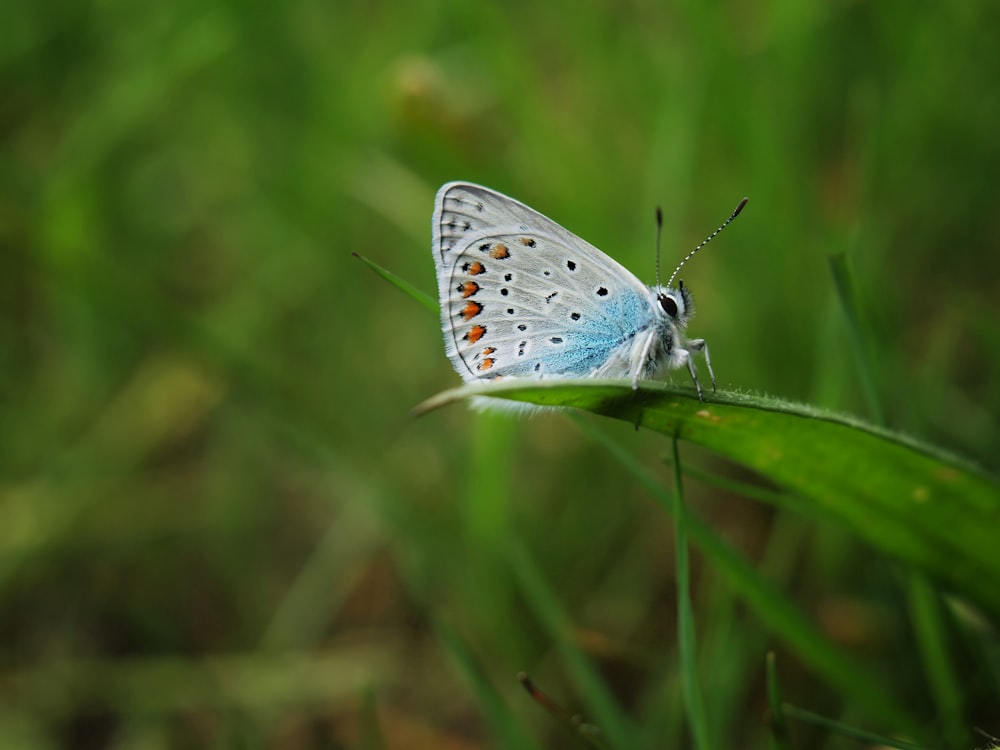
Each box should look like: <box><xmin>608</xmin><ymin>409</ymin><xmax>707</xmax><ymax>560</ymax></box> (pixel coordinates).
<box><xmin>658</xmin><ymin>293</ymin><xmax>679</xmax><ymax>317</ymax></box>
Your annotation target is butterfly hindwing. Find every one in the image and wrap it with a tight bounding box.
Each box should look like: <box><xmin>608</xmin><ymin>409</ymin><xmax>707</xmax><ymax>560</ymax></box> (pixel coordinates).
<box><xmin>433</xmin><ymin>183</ymin><xmax>655</xmax><ymax>383</ymax></box>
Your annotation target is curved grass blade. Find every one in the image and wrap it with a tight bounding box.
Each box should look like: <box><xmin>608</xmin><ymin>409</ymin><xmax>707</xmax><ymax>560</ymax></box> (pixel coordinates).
<box><xmin>353</xmin><ymin>252</ymin><xmax>436</xmax><ymax>312</ymax></box>
<box><xmin>415</xmin><ymin>379</ymin><xmax>1000</xmax><ymax>622</ymax></box>
<box><xmin>780</xmin><ymin>704</ymin><xmax>928</xmax><ymax>750</ymax></box>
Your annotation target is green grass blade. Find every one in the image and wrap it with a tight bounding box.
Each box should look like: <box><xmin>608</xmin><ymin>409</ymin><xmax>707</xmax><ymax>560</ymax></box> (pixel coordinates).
<box><xmin>765</xmin><ymin>653</ymin><xmax>790</xmax><ymax>750</ymax></box>
<box><xmin>353</xmin><ymin>252</ymin><xmax>437</xmax><ymax>312</ymax></box>
<box><xmin>417</xmin><ymin>380</ymin><xmax>1000</xmax><ymax>623</ymax></box>
<box><xmin>781</xmin><ymin>704</ymin><xmax>929</xmax><ymax>750</ymax></box>
<box><xmin>671</xmin><ymin>436</ymin><xmax>711</xmax><ymax>750</ymax></box>
<box><xmin>905</xmin><ymin>576</ymin><xmax>969</xmax><ymax>748</ymax></box>
<box><xmin>829</xmin><ymin>253</ymin><xmax>885</xmax><ymax>425</ymax></box>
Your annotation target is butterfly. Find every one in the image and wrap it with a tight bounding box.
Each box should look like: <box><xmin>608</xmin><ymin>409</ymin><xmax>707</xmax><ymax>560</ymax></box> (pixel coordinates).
<box><xmin>432</xmin><ymin>182</ymin><xmax>745</xmax><ymax>401</ymax></box>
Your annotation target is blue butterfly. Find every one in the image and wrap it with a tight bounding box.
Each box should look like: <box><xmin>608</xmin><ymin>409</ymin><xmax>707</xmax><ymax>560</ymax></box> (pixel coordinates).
<box><xmin>432</xmin><ymin>182</ymin><xmax>744</xmax><ymax>400</ymax></box>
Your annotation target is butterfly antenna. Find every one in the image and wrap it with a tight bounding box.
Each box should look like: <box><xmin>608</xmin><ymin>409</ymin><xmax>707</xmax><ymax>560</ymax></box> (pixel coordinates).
<box><xmin>665</xmin><ymin>197</ymin><xmax>748</xmax><ymax>289</ymax></box>
<box><xmin>654</xmin><ymin>207</ymin><xmax>664</xmax><ymax>287</ymax></box>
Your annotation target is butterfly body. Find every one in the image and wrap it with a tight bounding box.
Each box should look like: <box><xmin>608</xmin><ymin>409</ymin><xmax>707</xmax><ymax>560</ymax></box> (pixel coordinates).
<box><xmin>432</xmin><ymin>182</ymin><xmax>717</xmax><ymax>399</ymax></box>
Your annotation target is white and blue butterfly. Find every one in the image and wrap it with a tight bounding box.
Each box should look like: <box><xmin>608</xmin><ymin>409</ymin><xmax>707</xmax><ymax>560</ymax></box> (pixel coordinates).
<box><xmin>432</xmin><ymin>182</ymin><xmax>745</xmax><ymax>400</ymax></box>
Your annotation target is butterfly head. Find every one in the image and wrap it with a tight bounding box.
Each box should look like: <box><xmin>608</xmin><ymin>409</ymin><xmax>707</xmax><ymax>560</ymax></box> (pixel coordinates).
<box><xmin>653</xmin><ymin>280</ymin><xmax>694</xmax><ymax>329</ymax></box>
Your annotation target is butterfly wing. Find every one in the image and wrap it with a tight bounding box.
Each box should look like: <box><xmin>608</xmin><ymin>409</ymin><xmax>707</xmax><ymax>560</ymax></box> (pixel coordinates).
<box><xmin>432</xmin><ymin>182</ymin><xmax>657</xmax><ymax>383</ymax></box>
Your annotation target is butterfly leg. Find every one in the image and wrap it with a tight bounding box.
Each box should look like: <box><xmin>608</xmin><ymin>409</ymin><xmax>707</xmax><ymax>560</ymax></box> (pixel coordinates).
<box><xmin>631</xmin><ymin>329</ymin><xmax>658</xmax><ymax>390</ymax></box>
<box><xmin>687</xmin><ymin>338</ymin><xmax>716</xmax><ymax>393</ymax></box>
<box><xmin>683</xmin><ymin>353</ymin><xmax>704</xmax><ymax>400</ymax></box>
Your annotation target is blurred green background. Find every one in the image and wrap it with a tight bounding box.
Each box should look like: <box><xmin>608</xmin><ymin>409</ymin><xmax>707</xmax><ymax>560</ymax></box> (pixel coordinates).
<box><xmin>3</xmin><ymin>1</ymin><xmax>999</xmax><ymax>748</ymax></box>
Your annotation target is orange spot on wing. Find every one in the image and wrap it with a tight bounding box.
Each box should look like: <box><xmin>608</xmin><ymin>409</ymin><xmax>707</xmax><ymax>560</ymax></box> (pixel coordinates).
<box><xmin>458</xmin><ymin>280</ymin><xmax>480</xmax><ymax>298</ymax></box>
<box><xmin>465</xmin><ymin>324</ymin><xmax>486</xmax><ymax>344</ymax></box>
<box><xmin>490</xmin><ymin>243</ymin><xmax>510</xmax><ymax>259</ymax></box>
<box><xmin>478</xmin><ymin>358</ymin><xmax>496</xmax><ymax>372</ymax></box>
<box><xmin>482</xmin><ymin>347</ymin><xmax>496</xmax><ymax>356</ymax></box>
<box><xmin>520</xmin><ymin>237</ymin><xmax>536</xmax><ymax>247</ymax></box>
<box><xmin>464</xmin><ymin>261</ymin><xmax>485</xmax><ymax>275</ymax></box>
<box><xmin>461</xmin><ymin>301</ymin><xmax>483</xmax><ymax>321</ymax></box>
